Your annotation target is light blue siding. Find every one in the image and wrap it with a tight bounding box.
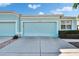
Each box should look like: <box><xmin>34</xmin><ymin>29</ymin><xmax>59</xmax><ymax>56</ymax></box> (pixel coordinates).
<box><xmin>23</xmin><ymin>22</ymin><xmax>58</xmax><ymax>37</ymax></box>
<box><xmin>0</xmin><ymin>22</ymin><xmax>16</xmax><ymax>36</ymax></box>
<box><xmin>0</xmin><ymin>14</ymin><xmax>18</xmax><ymax>20</ymax></box>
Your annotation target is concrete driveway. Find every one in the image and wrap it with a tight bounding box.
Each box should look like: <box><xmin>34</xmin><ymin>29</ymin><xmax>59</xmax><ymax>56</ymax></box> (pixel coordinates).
<box><xmin>0</xmin><ymin>37</ymin><xmax>76</xmax><ymax>56</ymax></box>
<box><xmin>0</xmin><ymin>37</ymin><xmax>12</xmax><ymax>43</ymax></box>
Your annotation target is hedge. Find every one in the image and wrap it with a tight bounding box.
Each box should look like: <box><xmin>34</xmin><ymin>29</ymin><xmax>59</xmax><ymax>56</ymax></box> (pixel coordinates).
<box><xmin>59</xmin><ymin>30</ymin><xmax>79</xmax><ymax>39</ymax></box>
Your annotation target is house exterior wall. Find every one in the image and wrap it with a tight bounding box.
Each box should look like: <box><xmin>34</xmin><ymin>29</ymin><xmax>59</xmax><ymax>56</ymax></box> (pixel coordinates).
<box><xmin>72</xmin><ymin>20</ymin><xmax>77</xmax><ymax>30</ymax></box>
<box><xmin>0</xmin><ymin>13</ymin><xmax>18</xmax><ymax>20</ymax></box>
<box><xmin>0</xmin><ymin>13</ymin><xmax>20</xmax><ymax>36</ymax></box>
<box><xmin>20</xmin><ymin>17</ymin><xmax>60</xmax><ymax>37</ymax></box>
<box><xmin>76</xmin><ymin>17</ymin><xmax>79</xmax><ymax>30</ymax></box>
<box><xmin>60</xmin><ymin>19</ymin><xmax>77</xmax><ymax>30</ymax></box>
<box><xmin>0</xmin><ymin>12</ymin><xmax>77</xmax><ymax>37</ymax></box>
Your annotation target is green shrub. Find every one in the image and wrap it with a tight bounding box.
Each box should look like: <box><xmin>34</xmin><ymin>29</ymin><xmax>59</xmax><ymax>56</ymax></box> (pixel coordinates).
<box><xmin>59</xmin><ymin>30</ymin><xmax>79</xmax><ymax>39</ymax></box>
<box><xmin>59</xmin><ymin>30</ymin><xmax>79</xmax><ymax>34</ymax></box>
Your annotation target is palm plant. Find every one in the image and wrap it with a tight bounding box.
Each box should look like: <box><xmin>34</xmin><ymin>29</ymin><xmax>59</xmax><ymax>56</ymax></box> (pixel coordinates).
<box><xmin>73</xmin><ymin>3</ymin><xmax>79</xmax><ymax>9</ymax></box>
<box><xmin>73</xmin><ymin>3</ymin><xmax>79</xmax><ymax>30</ymax></box>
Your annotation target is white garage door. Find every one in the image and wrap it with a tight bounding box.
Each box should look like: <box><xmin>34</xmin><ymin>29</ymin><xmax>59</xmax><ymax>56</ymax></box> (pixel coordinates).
<box><xmin>0</xmin><ymin>22</ymin><xmax>16</xmax><ymax>36</ymax></box>
<box><xmin>22</xmin><ymin>22</ymin><xmax>58</xmax><ymax>37</ymax></box>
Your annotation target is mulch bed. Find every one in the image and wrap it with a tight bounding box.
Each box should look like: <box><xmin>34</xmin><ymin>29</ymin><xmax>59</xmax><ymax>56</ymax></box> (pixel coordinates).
<box><xmin>69</xmin><ymin>42</ymin><xmax>79</xmax><ymax>48</ymax></box>
<box><xmin>0</xmin><ymin>39</ymin><xmax>17</xmax><ymax>49</ymax></box>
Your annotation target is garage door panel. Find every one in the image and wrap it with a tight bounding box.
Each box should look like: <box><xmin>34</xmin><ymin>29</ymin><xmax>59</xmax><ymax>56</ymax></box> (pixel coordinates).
<box><xmin>23</xmin><ymin>22</ymin><xmax>57</xmax><ymax>37</ymax></box>
<box><xmin>0</xmin><ymin>22</ymin><xmax>16</xmax><ymax>36</ymax></box>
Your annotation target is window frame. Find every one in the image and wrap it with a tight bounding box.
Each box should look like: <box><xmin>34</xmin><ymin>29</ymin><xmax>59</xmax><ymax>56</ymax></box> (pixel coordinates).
<box><xmin>61</xmin><ymin>20</ymin><xmax>72</xmax><ymax>30</ymax></box>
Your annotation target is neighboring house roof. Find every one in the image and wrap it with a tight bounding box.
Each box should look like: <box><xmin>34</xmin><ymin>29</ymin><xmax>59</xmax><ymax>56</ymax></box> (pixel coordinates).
<box><xmin>60</xmin><ymin>16</ymin><xmax>76</xmax><ymax>19</ymax></box>
<box><xmin>0</xmin><ymin>11</ymin><xmax>16</xmax><ymax>13</ymax></box>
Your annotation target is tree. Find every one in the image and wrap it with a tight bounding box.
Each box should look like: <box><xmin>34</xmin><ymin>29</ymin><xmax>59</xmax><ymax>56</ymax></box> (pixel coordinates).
<box><xmin>73</xmin><ymin>3</ymin><xmax>79</xmax><ymax>30</ymax></box>
<box><xmin>73</xmin><ymin>3</ymin><xmax>79</xmax><ymax>9</ymax></box>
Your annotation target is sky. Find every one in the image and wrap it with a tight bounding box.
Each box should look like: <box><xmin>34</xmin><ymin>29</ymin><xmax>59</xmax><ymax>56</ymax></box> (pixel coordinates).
<box><xmin>0</xmin><ymin>3</ymin><xmax>79</xmax><ymax>16</ymax></box>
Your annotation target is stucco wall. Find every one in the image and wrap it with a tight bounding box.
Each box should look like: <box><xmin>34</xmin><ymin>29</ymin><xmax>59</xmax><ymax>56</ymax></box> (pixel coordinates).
<box><xmin>0</xmin><ymin>13</ymin><xmax>20</xmax><ymax>36</ymax></box>
<box><xmin>72</xmin><ymin>20</ymin><xmax>77</xmax><ymax>30</ymax></box>
<box><xmin>0</xmin><ymin>14</ymin><xmax>19</xmax><ymax>20</ymax></box>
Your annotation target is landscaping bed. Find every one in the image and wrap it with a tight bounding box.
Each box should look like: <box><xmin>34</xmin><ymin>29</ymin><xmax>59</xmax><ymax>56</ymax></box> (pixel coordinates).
<box><xmin>69</xmin><ymin>42</ymin><xmax>79</xmax><ymax>48</ymax></box>
<box><xmin>59</xmin><ymin>30</ymin><xmax>79</xmax><ymax>39</ymax></box>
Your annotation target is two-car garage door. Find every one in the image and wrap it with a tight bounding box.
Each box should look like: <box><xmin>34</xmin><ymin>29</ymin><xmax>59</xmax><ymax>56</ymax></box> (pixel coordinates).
<box><xmin>22</xmin><ymin>22</ymin><xmax>58</xmax><ymax>37</ymax></box>
<box><xmin>0</xmin><ymin>22</ymin><xmax>16</xmax><ymax>36</ymax></box>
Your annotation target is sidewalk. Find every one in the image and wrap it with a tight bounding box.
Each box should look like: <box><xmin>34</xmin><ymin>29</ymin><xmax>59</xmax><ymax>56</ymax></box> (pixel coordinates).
<box><xmin>62</xmin><ymin>39</ymin><xmax>79</xmax><ymax>42</ymax></box>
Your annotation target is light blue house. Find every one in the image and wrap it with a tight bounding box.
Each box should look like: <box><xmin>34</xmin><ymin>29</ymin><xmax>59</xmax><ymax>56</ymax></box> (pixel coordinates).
<box><xmin>0</xmin><ymin>11</ymin><xmax>77</xmax><ymax>37</ymax></box>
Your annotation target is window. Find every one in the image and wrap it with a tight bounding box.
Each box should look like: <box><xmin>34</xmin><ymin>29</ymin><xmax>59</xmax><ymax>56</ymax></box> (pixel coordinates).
<box><xmin>61</xmin><ymin>20</ymin><xmax>72</xmax><ymax>30</ymax></box>
<box><xmin>67</xmin><ymin>25</ymin><xmax>71</xmax><ymax>29</ymax></box>
<box><xmin>61</xmin><ymin>25</ymin><xmax>65</xmax><ymax>29</ymax></box>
